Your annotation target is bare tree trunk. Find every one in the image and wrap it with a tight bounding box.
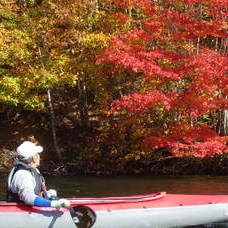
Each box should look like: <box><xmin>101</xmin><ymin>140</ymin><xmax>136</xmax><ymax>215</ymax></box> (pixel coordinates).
<box><xmin>38</xmin><ymin>46</ymin><xmax>61</xmax><ymax>159</ymax></box>
<box><xmin>47</xmin><ymin>89</ymin><xmax>61</xmax><ymax>159</ymax></box>
<box><xmin>214</xmin><ymin>22</ymin><xmax>227</xmax><ymax>136</ymax></box>
<box><xmin>224</xmin><ymin>110</ymin><xmax>228</xmax><ymax>136</ymax></box>
<box><xmin>217</xmin><ymin>109</ymin><xmax>228</xmax><ymax>136</ymax></box>
<box><xmin>196</xmin><ymin>37</ymin><xmax>200</xmax><ymax>54</ymax></box>
<box><xmin>224</xmin><ymin>38</ymin><xmax>228</xmax><ymax>53</ymax></box>
<box><xmin>77</xmin><ymin>72</ymin><xmax>89</xmax><ymax>128</ymax></box>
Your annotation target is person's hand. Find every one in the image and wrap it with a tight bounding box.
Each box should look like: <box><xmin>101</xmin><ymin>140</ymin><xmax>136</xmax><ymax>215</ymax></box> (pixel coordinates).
<box><xmin>46</xmin><ymin>189</ymin><xmax>57</xmax><ymax>199</ymax></box>
<box><xmin>51</xmin><ymin>199</ymin><xmax>71</xmax><ymax>208</ymax></box>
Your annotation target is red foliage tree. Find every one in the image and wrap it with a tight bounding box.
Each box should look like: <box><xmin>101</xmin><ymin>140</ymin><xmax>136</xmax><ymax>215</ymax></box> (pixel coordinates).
<box><xmin>97</xmin><ymin>0</ymin><xmax>228</xmax><ymax>157</ymax></box>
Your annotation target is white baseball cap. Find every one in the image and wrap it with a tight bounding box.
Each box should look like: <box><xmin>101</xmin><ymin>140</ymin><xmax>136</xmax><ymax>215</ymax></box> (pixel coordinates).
<box><xmin>16</xmin><ymin>141</ymin><xmax>43</xmax><ymax>160</ymax></box>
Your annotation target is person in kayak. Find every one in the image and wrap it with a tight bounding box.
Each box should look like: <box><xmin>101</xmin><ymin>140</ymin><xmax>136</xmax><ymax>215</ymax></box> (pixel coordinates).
<box><xmin>7</xmin><ymin>141</ymin><xmax>70</xmax><ymax>208</ymax></box>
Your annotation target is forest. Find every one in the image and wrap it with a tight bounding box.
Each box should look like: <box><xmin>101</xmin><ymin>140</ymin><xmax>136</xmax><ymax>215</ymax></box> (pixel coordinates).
<box><xmin>0</xmin><ymin>0</ymin><xmax>227</xmax><ymax>176</ymax></box>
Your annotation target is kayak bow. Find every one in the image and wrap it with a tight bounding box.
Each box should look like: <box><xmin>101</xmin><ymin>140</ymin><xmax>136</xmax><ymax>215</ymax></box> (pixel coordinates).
<box><xmin>69</xmin><ymin>192</ymin><xmax>228</xmax><ymax>228</ymax></box>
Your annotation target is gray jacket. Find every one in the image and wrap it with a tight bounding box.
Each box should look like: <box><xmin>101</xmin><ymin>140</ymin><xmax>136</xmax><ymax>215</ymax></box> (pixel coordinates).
<box><xmin>7</xmin><ymin>161</ymin><xmax>45</xmax><ymax>205</ymax></box>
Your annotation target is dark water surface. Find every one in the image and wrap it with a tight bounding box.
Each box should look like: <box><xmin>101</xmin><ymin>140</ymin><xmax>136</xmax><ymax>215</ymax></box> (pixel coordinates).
<box><xmin>47</xmin><ymin>175</ymin><xmax>228</xmax><ymax>197</ymax></box>
<box><xmin>1</xmin><ymin>175</ymin><xmax>228</xmax><ymax>198</ymax></box>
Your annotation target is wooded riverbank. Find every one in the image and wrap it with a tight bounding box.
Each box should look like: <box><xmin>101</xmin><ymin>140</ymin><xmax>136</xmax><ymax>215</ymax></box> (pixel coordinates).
<box><xmin>0</xmin><ymin>113</ymin><xmax>227</xmax><ymax>176</ymax></box>
<box><xmin>0</xmin><ymin>1</ymin><xmax>227</xmax><ymax>174</ymax></box>
<box><xmin>39</xmin><ymin>155</ymin><xmax>228</xmax><ymax>176</ymax></box>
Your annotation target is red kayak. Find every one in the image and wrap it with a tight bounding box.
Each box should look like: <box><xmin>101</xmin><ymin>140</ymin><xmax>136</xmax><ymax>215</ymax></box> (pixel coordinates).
<box><xmin>1</xmin><ymin>192</ymin><xmax>228</xmax><ymax>227</ymax></box>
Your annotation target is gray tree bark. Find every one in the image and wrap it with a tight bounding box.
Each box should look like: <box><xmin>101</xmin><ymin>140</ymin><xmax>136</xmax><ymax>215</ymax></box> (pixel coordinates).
<box><xmin>217</xmin><ymin>109</ymin><xmax>228</xmax><ymax>136</ymax></box>
<box><xmin>38</xmin><ymin>47</ymin><xmax>62</xmax><ymax>159</ymax></box>
<box><xmin>77</xmin><ymin>72</ymin><xmax>89</xmax><ymax>128</ymax></box>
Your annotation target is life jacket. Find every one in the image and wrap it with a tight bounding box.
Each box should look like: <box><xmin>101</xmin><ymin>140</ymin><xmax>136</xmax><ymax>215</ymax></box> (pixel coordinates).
<box><xmin>7</xmin><ymin>160</ymin><xmax>47</xmax><ymax>202</ymax></box>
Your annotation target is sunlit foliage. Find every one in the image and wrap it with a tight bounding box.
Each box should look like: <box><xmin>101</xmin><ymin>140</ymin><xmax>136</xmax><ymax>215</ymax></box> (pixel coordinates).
<box><xmin>97</xmin><ymin>0</ymin><xmax>228</xmax><ymax>158</ymax></box>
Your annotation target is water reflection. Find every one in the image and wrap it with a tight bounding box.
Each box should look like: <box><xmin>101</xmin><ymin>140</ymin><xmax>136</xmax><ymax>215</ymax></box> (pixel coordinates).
<box><xmin>2</xmin><ymin>175</ymin><xmax>228</xmax><ymax>198</ymax></box>
<box><xmin>44</xmin><ymin>175</ymin><xmax>228</xmax><ymax>197</ymax></box>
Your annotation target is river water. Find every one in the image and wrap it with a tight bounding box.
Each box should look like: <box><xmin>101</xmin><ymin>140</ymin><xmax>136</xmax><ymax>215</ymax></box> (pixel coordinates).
<box><xmin>1</xmin><ymin>175</ymin><xmax>228</xmax><ymax>227</ymax></box>
<box><xmin>1</xmin><ymin>175</ymin><xmax>228</xmax><ymax>198</ymax></box>
<box><xmin>47</xmin><ymin>175</ymin><xmax>228</xmax><ymax>197</ymax></box>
